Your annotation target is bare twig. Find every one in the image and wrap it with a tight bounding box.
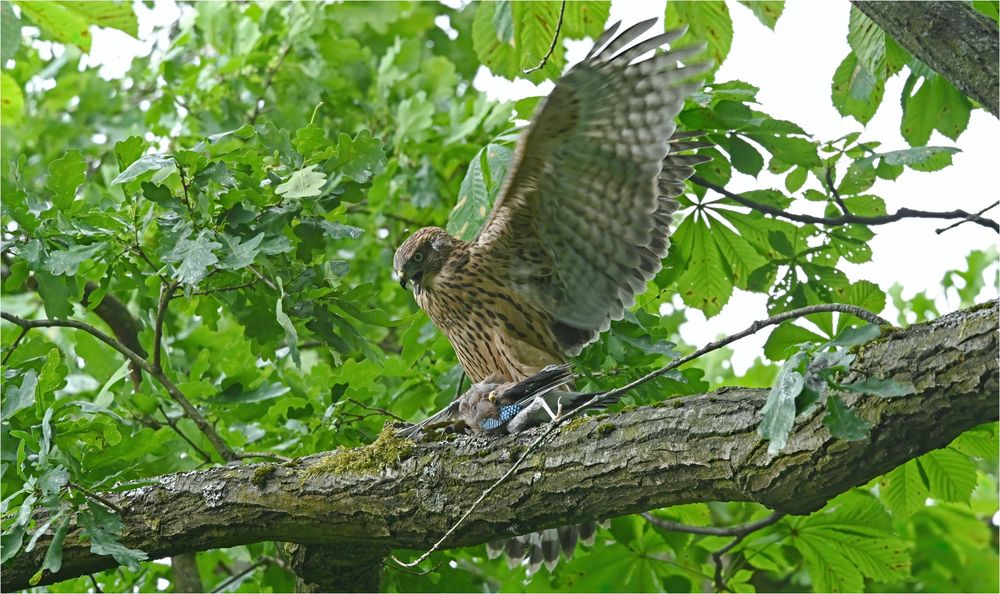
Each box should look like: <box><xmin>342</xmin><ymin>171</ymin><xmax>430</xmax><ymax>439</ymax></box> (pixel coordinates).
<box><xmin>2</xmin><ymin>327</ymin><xmax>28</xmax><ymax>365</ymax></box>
<box><xmin>709</xmin><ymin>513</ymin><xmax>786</xmax><ymax>592</ymax></box>
<box><xmin>642</xmin><ymin>511</ymin><xmax>786</xmax><ymax>538</ymax></box>
<box><xmin>153</xmin><ymin>281</ymin><xmax>179</xmax><ymax>373</ymax></box>
<box><xmin>823</xmin><ymin>167</ymin><xmax>850</xmax><ymax>215</ymax></box>
<box><xmin>344</xmin><ymin>398</ymin><xmax>409</xmax><ymax>424</ymax></box>
<box><xmin>68</xmin><ymin>482</ymin><xmax>126</xmax><ymax>516</ymax></box>
<box><xmin>454</xmin><ymin>372</ymin><xmax>466</xmax><ymax>399</ymax></box>
<box><xmin>522</xmin><ymin>0</ymin><xmax>567</xmax><ymax>74</ymax></box>
<box><xmin>249</xmin><ymin>45</ymin><xmax>293</xmax><ymax>124</ymax></box>
<box><xmin>1</xmin><ymin>312</ymin><xmax>237</xmax><ymax>462</ymax></box>
<box><xmin>936</xmin><ymin>200</ymin><xmax>1000</xmax><ymax>234</ymax></box>
<box><xmin>693</xmin><ymin>175</ymin><xmax>1000</xmax><ymax>233</ymax></box>
<box><xmin>87</xmin><ymin>574</ymin><xmax>103</xmax><ymax>593</ymax></box>
<box><xmin>210</xmin><ymin>556</ymin><xmax>288</xmax><ymax>593</ymax></box>
<box><xmin>144</xmin><ymin>406</ymin><xmax>215</xmax><ymax>464</ymax></box>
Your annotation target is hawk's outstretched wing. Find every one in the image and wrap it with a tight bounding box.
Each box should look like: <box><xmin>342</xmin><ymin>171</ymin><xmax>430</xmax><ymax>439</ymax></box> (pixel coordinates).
<box><xmin>473</xmin><ymin>19</ymin><xmax>709</xmax><ymax>354</ymax></box>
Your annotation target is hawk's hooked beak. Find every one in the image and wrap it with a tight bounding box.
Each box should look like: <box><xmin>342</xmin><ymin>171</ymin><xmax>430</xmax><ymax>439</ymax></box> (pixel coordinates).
<box><xmin>397</xmin><ymin>269</ymin><xmax>422</xmax><ymax>295</ymax></box>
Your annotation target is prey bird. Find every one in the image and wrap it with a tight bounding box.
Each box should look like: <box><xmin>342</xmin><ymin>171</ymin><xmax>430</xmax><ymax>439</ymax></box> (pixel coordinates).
<box><xmin>393</xmin><ymin>18</ymin><xmax>709</xmax><ymax>572</ymax></box>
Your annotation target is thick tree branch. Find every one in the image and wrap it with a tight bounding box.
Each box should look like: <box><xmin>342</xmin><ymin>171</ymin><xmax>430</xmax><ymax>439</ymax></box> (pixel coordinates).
<box><xmin>692</xmin><ymin>175</ymin><xmax>1000</xmax><ymax>233</ymax></box>
<box><xmin>3</xmin><ymin>302</ymin><xmax>996</xmax><ymax>591</ymax></box>
<box><xmin>852</xmin><ymin>1</ymin><xmax>999</xmax><ymax>118</ymax></box>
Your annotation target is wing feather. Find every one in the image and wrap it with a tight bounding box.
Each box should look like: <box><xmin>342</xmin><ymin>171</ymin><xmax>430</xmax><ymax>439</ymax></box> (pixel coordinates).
<box><xmin>474</xmin><ymin>22</ymin><xmax>710</xmax><ymax>354</ymax></box>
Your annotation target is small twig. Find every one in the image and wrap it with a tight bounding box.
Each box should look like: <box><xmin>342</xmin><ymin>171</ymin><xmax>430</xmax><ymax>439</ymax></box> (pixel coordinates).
<box><xmin>68</xmin><ymin>481</ymin><xmax>125</xmax><ymax>516</ymax></box>
<box><xmin>642</xmin><ymin>511</ymin><xmax>785</xmax><ymax>538</ymax></box>
<box><xmin>454</xmin><ymin>372</ymin><xmax>466</xmax><ymax>399</ymax></box>
<box><xmin>522</xmin><ymin>0</ymin><xmax>567</xmax><ymax>74</ymax></box>
<box><xmin>152</xmin><ymin>281</ymin><xmax>178</xmax><ymax>373</ymax></box>
<box><xmin>229</xmin><ymin>451</ymin><xmax>292</xmax><ymax>463</ymax></box>
<box><xmin>1</xmin><ymin>312</ymin><xmax>237</xmax><ymax>462</ymax></box>
<box><xmin>87</xmin><ymin>574</ymin><xmax>103</xmax><ymax>593</ymax></box>
<box><xmin>185</xmin><ymin>278</ymin><xmax>259</xmax><ymax>297</ymax></box>
<box><xmin>2</xmin><ymin>327</ymin><xmax>28</xmax><ymax>365</ymax></box>
<box><xmin>710</xmin><ymin>513</ymin><xmax>786</xmax><ymax>592</ymax></box>
<box><xmin>345</xmin><ymin>204</ymin><xmax>426</xmax><ymax>228</ymax></box>
<box><xmin>210</xmin><ymin>556</ymin><xmax>287</xmax><ymax>593</ymax></box>
<box><xmin>249</xmin><ymin>45</ymin><xmax>293</xmax><ymax>124</ymax></box>
<box><xmin>936</xmin><ymin>200</ymin><xmax>1000</xmax><ymax>234</ymax></box>
<box><xmin>383</xmin><ymin>558</ymin><xmax>447</xmax><ymax>577</ymax></box>
<box><xmin>247</xmin><ymin>265</ymin><xmax>278</xmax><ymax>291</ymax></box>
<box><xmin>598</xmin><ymin>303</ymin><xmax>888</xmax><ymax>404</ymax></box>
<box><xmin>344</xmin><ymin>398</ymin><xmax>409</xmax><ymax>424</ymax></box>
<box><xmin>693</xmin><ymin>175</ymin><xmax>1000</xmax><ymax>233</ymax></box>
<box><xmin>146</xmin><ymin>406</ymin><xmax>215</xmax><ymax>464</ymax></box>
<box><xmin>823</xmin><ymin>167</ymin><xmax>850</xmax><ymax>215</ymax></box>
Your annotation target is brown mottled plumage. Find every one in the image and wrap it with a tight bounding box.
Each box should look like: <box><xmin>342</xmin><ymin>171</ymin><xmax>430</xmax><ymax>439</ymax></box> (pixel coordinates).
<box><xmin>393</xmin><ymin>19</ymin><xmax>710</xmax><ymax>573</ymax></box>
<box><xmin>394</xmin><ymin>20</ymin><xmax>710</xmax><ymax>384</ymax></box>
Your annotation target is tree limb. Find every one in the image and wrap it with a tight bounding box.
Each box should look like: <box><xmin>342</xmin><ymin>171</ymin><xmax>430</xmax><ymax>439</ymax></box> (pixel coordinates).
<box><xmin>3</xmin><ymin>301</ymin><xmax>996</xmax><ymax>591</ymax></box>
<box><xmin>693</xmin><ymin>175</ymin><xmax>1000</xmax><ymax>233</ymax></box>
<box><xmin>852</xmin><ymin>1</ymin><xmax>999</xmax><ymax>118</ymax></box>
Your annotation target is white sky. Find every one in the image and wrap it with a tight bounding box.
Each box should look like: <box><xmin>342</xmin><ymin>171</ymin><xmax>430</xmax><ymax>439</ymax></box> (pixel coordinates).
<box><xmin>82</xmin><ymin>1</ymin><xmax>999</xmax><ymax>372</ymax></box>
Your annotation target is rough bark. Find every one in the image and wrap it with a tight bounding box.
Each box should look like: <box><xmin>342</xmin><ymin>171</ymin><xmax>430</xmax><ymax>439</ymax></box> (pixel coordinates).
<box><xmin>4</xmin><ymin>301</ymin><xmax>997</xmax><ymax>591</ymax></box>
<box><xmin>169</xmin><ymin>553</ymin><xmax>203</xmax><ymax>593</ymax></box>
<box><xmin>852</xmin><ymin>0</ymin><xmax>999</xmax><ymax>117</ymax></box>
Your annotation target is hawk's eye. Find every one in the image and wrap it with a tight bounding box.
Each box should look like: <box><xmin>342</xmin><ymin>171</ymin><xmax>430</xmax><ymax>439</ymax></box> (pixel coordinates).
<box><xmin>412</xmin><ymin>252</ymin><xmax>424</xmax><ymax>263</ymax></box>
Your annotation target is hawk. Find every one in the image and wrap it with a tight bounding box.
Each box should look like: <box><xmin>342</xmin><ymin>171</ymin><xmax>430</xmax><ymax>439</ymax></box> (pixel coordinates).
<box><xmin>394</xmin><ymin>19</ymin><xmax>709</xmax><ymax>384</ymax></box>
<box><xmin>393</xmin><ymin>18</ymin><xmax>709</xmax><ymax>572</ymax></box>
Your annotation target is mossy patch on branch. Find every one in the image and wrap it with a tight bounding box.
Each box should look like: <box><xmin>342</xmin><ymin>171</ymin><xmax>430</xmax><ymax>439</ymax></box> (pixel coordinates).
<box><xmin>251</xmin><ymin>463</ymin><xmax>278</xmax><ymax>488</ymax></box>
<box><xmin>306</xmin><ymin>426</ymin><xmax>415</xmax><ymax>476</ymax></box>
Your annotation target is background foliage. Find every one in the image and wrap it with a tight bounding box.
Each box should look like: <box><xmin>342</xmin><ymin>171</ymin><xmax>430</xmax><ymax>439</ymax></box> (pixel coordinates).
<box><xmin>1</xmin><ymin>1</ymin><xmax>997</xmax><ymax>592</ymax></box>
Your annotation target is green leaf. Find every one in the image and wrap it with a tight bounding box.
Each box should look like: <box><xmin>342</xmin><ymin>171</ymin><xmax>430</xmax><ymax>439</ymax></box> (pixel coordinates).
<box><xmin>16</xmin><ymin>0</ymin><xmax>93</xmax><ymax>51</ymax></box>
<box><xmin>47</xmin><ymin>150</ymin><xmax>87</xmax><ymax>210</ymax></box>
<box><xmin>78</xmin><ymin>508</ymin><xmax>148</xmax><ymax>570</ymax></box>
<box><xmin>675</xmin><ymin>217</ymin><xmax>733</xmax><ymax>317</ymax></box>
<box><xmin>0</xmin><ymin>72</ymin><xmax>24</xmax><ymax>126</ymax></box>
<box><xmin>793</xmin><ymin>491</ymin><xmax>910</xmax><ymax>591</ymax></box>
<box><xmin>1</xmin><ymin>2</ymin><xmax>20</xmax><ymax>62</ymax></box>
<box><xmin>847</xmin><ymin>6</ymin><xmax>887</xmax><ymax>77</ymax></box>
<box><xmin>113</xmin><ymin>136</ymin><xmax>148</xmax><ymax>171</ymax></box>
<box><xmin>823</xmin><ymin>395</ymin><xmax>870</xmax><ymax>440</ymax></box>
<box><xmin>162</xmin><ymin>230</ymin><xmax>222</xmax><ymax>285</ymax></box>
<box><xmin>40</xmin><ymin>514</ymin><xmax>72</xmax><ymax>574</ymax></box>
<box><xmin>831</xmin><ymin>52</ymin><xmax>884</xmax><ymax>125</ymax></box>
<box><xmin>110</xmin><ymin>154</ymin><xmax>173</xmax><ymax>185</ymax></box>
<box><xmin>837</xmin><ymin>377</ymin><xmax>914</xmax><ymax>397</ymax></box>
<box><xmin>919</xmin><ymin>447</ymin><xmax>977</xmax><ymax>503</ymax></box>
<box><xmin>332</xmin><ymin>130</ymin><xmax>386</xmax><ymax>183</ymax></box>
<box><xmin>1</xmin><ymin>370</ymin><xmax>37</xmax><ymax>420</ymax></box>
<box><xmin>35</xmin><ymin>271</ymin><xmax>75</xmax><ymax>318</ymax></box>
<box><xmin>824</xmin><ymin>323</ymin><xmax>880</xmax><ymax>349</ymax></box>
<box><xmin>45</xmin><ymin>242</ymin><xmax>107</xmax><ymax>276</ymax></box>
<box><xmin>784</xmin><ymin>166</ymin><xmax>807</xmax><ymax>192</ymax></box>
<box><xmin>666</xmin><ymin>0</ymin><xmax>733</xmax><ymax>73</ymax></box>
<box><xmin>447</xmin><ymin>143</ymin><xmax>512</xmax><ymax>241</ymax></box>
<box><xmin>764</xmin><ymin>323</ymin><xmax>825</xmax><ymax>361</ymax></box>
<box><xmin>880</xmin><ymin>459</ymin><xmax>929</xmax><ymax>518</ymax></box>
<box><xmin>727</xmin><ymin>135</ymin><xmax>764</xmax><ymax>177</ymax></box>
<box><xmin>758</xmin><ymin>351</ymin><xmax>806</xmax><ymax>454</ymax></box>
<box><xmin>737</xmin><ymin>0</ymin><xmax>784</xmax><ymax>29</ymax></box>
<box><xmin>219</xmin><ymin>233</ymin><xmax>264</xmax><ymax>270</ymax></box>
<box><xmin>394</xmin><ymin>91</ymin><xmax>435</xmax><ymax>145</ymax></box>
<box><xmin>902</xmin><ymin>75</ymin><xmax>972</xmax><ymax>146</ymax></box>
<box><xmin>275</xmin><ymin>164</ymin><xmax>326</xmax><ymax>199</ymax></box>
<box><xmin>880</xmin><ymin>146</ymin><xmax>960</xmax><ymax>172</ymax></box>
<box><xmin>0</xmin><ymin>525</ymin><xmax>24</xmax><ymax>563</ymax></box>
<box><xmin>321</xmin><ymin>220</ymin><xmax>364</xmax><ymax>240</ymax></box>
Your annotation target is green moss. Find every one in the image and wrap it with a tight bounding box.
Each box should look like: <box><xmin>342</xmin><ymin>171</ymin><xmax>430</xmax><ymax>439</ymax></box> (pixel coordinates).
<box><xmin>563</xmin><ymin>416</ymin><xmax>589</xmax><ymax>431</ymax></box>
<box><xmin>306</xmin><ymin>425</ymin><xmax>415</xmax><ymax>476</ymax></box>
<box><xmin>596</xmin><ymin>422</ymin><xmax>616</xmax><ymax>436</ymax></box>
<box><xmin>618</xmin><ymin>404</ymin><xmax>637</xmax><ymax>413</ymax></box>
<box><xmin>251</xmin><ymin>463</ymin><xmax>278</xmax><ymax>488</ymax></box>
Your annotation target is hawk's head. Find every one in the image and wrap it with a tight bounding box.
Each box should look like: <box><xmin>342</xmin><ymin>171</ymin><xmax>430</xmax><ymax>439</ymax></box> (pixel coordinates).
<box><xmin>393</xmin><ymin>227</ymin><xmax>455</xmax><ymax>295</ymax></box>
